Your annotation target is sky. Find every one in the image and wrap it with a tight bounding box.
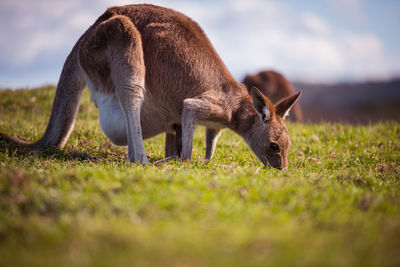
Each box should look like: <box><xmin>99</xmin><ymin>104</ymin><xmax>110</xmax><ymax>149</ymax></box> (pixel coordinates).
<box><xmin>0</xmin><ymin>0</ymin><xmax>399</xmax><ymax>88</ymax></box>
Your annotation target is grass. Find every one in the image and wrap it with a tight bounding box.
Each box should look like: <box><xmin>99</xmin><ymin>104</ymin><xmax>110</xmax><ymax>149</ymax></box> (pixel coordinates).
<box><xmin>0</xmin><ymin>86</ymin><xmax>399</xmax><ymax>267</ymax></box>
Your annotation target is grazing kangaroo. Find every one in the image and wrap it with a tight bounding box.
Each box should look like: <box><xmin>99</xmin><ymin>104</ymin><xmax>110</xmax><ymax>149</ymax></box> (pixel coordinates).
<box><xmin>243</xmin><ymin>70</ymin><xmax>303</xmax><ymax>122</ymax></box>
<box><xmin>0</xmin><ymin>4</ymin><xmax>301</xmax><ymax>169</ymax></box>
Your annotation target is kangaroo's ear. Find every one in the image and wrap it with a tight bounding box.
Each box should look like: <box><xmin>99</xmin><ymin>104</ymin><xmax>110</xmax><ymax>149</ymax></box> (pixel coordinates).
<box><xmin>251</xmin><ymin>87</ymin><xmax>274</xmax><ymax>122</ymax></box>
<box><xmin>275</xmin><ymin>91</ymin><xmax>302</xmax><ymax>119</ymax></box>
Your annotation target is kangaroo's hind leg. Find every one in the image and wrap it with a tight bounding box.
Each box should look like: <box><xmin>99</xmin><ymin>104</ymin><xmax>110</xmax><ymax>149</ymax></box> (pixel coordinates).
<box><xmin>165</xmin><ymin>124</ymin><xmax>182</xmax><ymax>158</ymax></box>
<box><xmin>165</xmin><ymin>132</ymin><xmax>177</xmax><ymax>158</ymax></box>
<box><xmin>80</xmin><ymin>15</ymin><xmax>148</xmax><ymax>164</ymax></box>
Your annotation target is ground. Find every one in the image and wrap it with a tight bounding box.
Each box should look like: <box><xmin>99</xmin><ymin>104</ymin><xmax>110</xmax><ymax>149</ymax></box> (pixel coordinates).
<box><xmin>0</xmin><ymin>86</ymin><xmax>399</xmax><ymax>267</ymax></box>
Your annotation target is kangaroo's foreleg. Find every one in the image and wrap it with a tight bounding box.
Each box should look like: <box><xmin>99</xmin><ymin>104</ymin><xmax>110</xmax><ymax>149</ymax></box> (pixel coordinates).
<box><xmin>181</xmin><ymin>98</ymin><xmax>226</xmax><ymax>161</ymax></box>
<box><xmin>205</xmin><ymin>128</ymin><xmax>221</xmax><ymax>160</ymax></box>
<box><xmin>167</xmin><ymin>124</ymin><xmax>219</xmax><ymax>160</ymax></box>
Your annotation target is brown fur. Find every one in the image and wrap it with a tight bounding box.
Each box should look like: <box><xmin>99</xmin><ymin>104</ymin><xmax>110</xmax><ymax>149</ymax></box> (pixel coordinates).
<box><xmin>0</xmin><ymin>4</ymin><xmax>301</xmax><ymax>169</ymax></box>
<box><xmin>243</xmin><ymin>70</ymin><xmax>303</xmax><ymax>122</ymax></box>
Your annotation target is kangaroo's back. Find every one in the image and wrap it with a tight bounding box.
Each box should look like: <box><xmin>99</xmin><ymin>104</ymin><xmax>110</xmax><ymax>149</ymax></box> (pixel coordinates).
<box><xmin>98</xmin><ymin>5</ymin><xmax>238</xmax><ymax>110</ymax></box>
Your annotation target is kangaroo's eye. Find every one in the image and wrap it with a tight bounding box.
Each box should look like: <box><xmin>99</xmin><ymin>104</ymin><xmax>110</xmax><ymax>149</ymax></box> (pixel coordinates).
<box><xmin>270</xmin><ymin>142</ymin><xmax>279</xmax><ymax>151</ymax></box>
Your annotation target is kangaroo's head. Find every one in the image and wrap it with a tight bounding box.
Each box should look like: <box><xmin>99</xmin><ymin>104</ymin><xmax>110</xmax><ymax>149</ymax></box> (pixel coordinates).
<box><xmin>246</xmin><ymin>87</ymin><xmax>301</xmax><ymax>170</ymax></box>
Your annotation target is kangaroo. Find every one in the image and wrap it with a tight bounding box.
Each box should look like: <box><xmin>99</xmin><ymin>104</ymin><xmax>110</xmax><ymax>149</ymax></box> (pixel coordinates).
<box><xmin>243</xmin><ymin>70</ymin><xmax>303</xmax><ymax>122</ymax></box>
<box><xmin>0</xmin><ymin>4</ymin><xmax>301</xmax><ymax>169</ymax></box>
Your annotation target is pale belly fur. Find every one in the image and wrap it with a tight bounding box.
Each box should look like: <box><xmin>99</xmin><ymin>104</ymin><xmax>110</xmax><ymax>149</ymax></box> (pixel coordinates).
<box><xmin>90</xmin><ymin>91</ymin><xmax>128</xmax><ymax>146</ymax></box>
<box><xmin>89</xmin><ymin>90</ymin><xmax>172</xmax><ymax>146</ymax></box>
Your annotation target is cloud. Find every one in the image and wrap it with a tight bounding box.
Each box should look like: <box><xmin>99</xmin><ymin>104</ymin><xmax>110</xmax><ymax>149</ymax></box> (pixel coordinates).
<box><xmin>0</xmin><ymin>0</ymin><xmax>98</xmax><ymax>68</ymax></box>
<box><xmin>0</xmin><ymin>0</ymin><xmax>398</xmax><ymax>87</ymax></box>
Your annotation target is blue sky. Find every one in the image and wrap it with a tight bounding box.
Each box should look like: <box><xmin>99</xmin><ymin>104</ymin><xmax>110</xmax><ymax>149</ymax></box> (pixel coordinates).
<box><xmin>0</xmin><ymin>0</ymin><xmax>399</xmax><ymax>88</ymax></box>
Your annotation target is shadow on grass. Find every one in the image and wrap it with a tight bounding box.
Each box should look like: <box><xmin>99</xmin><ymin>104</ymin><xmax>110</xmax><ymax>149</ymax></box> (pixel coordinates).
<box><xmin>0</xmin><ymin>132</ymin><xmax>98</xmax><ymax>163</ymax></box>
<box><xmin>0</xmin><ymin>132</ymin><xmax>176</xmax><ymax>165</ymax></box>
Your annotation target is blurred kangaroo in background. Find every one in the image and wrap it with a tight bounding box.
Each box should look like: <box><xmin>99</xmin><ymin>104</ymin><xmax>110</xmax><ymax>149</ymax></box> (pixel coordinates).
<box><xmin>243</xmin><ymin>70</ymin><xmax>303</xmax><ymax>122</ymax></box>
<box><xmin>0</xmin><ymin>4</ymin><xmax>301</xmax><ymax>169</ymax></box>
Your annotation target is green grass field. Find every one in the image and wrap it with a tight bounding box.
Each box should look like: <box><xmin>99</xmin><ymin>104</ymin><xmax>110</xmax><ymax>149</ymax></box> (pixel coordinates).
<box><xmin>0</xmin><ymin>86</ymin><xmax>399</xmax><ymax>267</ymax></box>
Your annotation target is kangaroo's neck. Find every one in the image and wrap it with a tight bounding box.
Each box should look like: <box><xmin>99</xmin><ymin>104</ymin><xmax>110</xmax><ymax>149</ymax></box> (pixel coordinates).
<box><xmin>231</xmin><ymin>100</ymin><xmax>259</xmax><ymax>137</ymax></box>
<box><xmin>224</xmin><ymin>82</ymin><xmax>260</xmax><ymax>138</ymax></box>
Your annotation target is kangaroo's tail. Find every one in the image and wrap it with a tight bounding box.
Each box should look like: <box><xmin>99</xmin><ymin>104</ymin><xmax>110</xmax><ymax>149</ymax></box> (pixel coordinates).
<box><xmin>0</xmin><ymin>133</ymin><xmax>33</xmax><ymax>146</ymax></box>
<box><xmin>0</xmin><ymin>41</ymin><xmax>86</xmax><ymax>150</ymax></box>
